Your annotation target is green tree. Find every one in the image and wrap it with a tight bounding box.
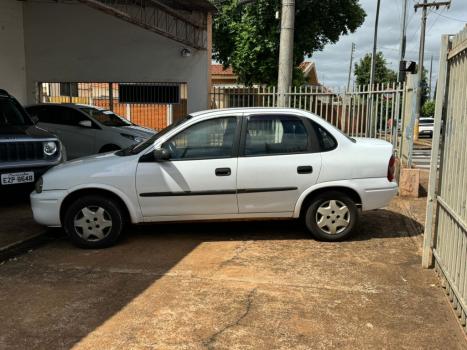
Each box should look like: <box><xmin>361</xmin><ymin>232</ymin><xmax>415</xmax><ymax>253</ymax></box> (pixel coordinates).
<box><xmin>421</xmin><ymin>100</ymin><xmax>435</xmax><ymax>118</ymax></box>
<box><xmin>353</xmin><ymin>52</ymin><xmax>397</xmax><ymax>86</ymax></box>
<box><xmin>213</xmin><ymin>0</ymin><xmax>366</xmax><ymax>86</ymax></box>
<box><xmin>419</xmin><ymin>68</ymin><xmax>430</xmax><ymax>107</ymax></box>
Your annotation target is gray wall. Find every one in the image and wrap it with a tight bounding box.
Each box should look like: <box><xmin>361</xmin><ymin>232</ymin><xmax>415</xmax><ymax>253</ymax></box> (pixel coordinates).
<box><xmin>22</xmin><ymin>2</ymin><xmax>208</xmax><ymax>113</ymax></box>
<box><xmin>0</xmin><ymin>0</ymin><xmax>27</xmax><ymax>103</ymax></box>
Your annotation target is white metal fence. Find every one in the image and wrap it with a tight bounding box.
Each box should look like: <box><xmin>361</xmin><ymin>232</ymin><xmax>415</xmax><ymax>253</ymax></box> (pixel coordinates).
<box><xmin>423</xmin><ymin>28</ymin><xmax>467</xmax><ymax>334</ymax></box>
<box><xmin>210</xmin><ymin>83</ymin><xmax>406</xmax><ymax>154</ymax></box>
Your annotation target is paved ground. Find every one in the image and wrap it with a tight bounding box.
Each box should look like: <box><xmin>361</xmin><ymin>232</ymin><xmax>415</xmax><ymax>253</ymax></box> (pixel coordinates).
<box><xmin>0</xmin><ymin>191</ymin><xmax>45</xmax><ymax>250</ymax></box>
<box><xmin>1</xmin><ymin>197</ymin><xmax>465</xmax><ymax>349</ymax></box>
<box><xmin>411</xmin><ymin>148</ymin><xmax>440</xmax><ymax>170</ymax></box>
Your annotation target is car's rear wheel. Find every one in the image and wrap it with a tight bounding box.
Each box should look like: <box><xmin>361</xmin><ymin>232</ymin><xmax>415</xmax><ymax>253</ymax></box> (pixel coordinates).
<box><xmin>304</xmin><ymin>191</ymin><xmax>359</xmax><ymax>241</ymax></box>
<box><xmin>63</xmin><ymin>195</ymin><xmax>124</xmax><ymax>248</ymax></box>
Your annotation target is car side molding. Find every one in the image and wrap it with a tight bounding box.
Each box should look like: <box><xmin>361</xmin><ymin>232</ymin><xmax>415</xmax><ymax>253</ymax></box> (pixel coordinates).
<box><xmin>139</xmin><ymin>187</ymin><xmax>298</xmax><ymax>197</ymax></box>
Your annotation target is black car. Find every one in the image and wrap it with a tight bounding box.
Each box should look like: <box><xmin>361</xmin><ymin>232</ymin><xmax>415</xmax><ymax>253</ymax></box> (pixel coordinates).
<box><xmin>0</xmin><ymin>89</ymin><xmax>64</xmax><ymax>191</ymax></box>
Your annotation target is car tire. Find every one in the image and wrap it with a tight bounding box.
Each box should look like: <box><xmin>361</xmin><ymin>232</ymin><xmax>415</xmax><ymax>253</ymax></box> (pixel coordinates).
<box><xmin>304</xmin><ymin>191</ymin><xmax>359</xmax><ymax>241</ymax></box>
<box><xmin>63</xmin><ymin>195</ymin><xmax>124</xmax><ymax>248</ymax></box>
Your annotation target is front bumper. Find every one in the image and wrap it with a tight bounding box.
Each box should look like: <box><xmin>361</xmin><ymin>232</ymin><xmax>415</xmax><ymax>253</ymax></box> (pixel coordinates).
<box><xmin>30</xmin><ymin>190</ymin><xmax>67</xmax><ymax>227</ymax></box>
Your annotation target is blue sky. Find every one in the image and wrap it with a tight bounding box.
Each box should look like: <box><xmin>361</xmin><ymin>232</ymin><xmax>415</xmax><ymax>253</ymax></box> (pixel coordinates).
<box><xmin>311</xmin><ymin>0</ymin><xmax>467</xmax><ymax>88</ymax></box>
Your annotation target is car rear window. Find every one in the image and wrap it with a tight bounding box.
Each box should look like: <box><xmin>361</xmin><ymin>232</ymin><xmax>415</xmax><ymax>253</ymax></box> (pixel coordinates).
<box><xmin>312</xmin><ymin>122</ymin><xmax>338</xmax><ymax>151</ymax></box>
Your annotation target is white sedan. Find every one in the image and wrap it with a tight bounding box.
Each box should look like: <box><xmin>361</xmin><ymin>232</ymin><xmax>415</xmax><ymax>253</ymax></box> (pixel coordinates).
<box><xmin>31</xmin><ymin>108</ymin><xmax>398</xmax><ymax>248</ymax></box>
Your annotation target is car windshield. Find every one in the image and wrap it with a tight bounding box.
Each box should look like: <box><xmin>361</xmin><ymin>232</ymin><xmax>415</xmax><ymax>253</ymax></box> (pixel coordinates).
<box><xmin>79</xmin><ymin>107</ymin><xmax>132</xmax><ymax>127</ymax></box>
<box><xmin>420</xmin><ymin>119</ymin><xmax>434</xmax><ymax>125</ymax></box>
<box><xmin>116</xmin><ymin>115</ymin><xmax>193</xmax><ymax>156</ymax></box>
<box><xmin>0</xmin><ymin>98</ymin><xmax>32</xmax><ymax>126</ymax></box>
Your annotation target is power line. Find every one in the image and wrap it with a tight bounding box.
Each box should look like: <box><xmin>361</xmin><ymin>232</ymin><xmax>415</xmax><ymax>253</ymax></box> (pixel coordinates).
<box><xmin>427</xmin><ymin>9</ymin><xmax>467</xmax><ymax>22</ymax></box>
<box><xmin>426</xmin><ymin>10</ymin><xmax>441</xmax><ymax>34</ymax></box>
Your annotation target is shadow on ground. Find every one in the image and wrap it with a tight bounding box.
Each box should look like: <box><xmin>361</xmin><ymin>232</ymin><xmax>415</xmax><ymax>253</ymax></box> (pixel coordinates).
<box><xmin>0</xmin><ymin>205</ymin><xmax>464</xmax><ymax>350</ymax></box>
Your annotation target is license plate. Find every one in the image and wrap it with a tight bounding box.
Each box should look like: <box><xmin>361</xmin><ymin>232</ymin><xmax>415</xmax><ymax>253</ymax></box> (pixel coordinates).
<box><xmin>1</xmin><ymin>172</ymin><xmax>35</xmax><ymax>185</ymax></box>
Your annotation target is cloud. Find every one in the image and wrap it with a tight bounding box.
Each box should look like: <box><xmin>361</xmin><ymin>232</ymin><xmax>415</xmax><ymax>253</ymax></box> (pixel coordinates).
<box><xmin>311</xmin><ymin>0</ymin><xmax>467</xmax><ymax>88</ymax></box>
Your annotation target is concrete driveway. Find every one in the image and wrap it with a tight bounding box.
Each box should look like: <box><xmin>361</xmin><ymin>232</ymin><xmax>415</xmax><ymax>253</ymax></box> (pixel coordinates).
<box><xmin>0</xmin><ymin>192</ymin><xmax>47</xmax><ymax>255</ymax></box>
<box><xmin>0</xmin><ymin>199</ymin><xmax>465</xmax><ymax>350</ymax></box>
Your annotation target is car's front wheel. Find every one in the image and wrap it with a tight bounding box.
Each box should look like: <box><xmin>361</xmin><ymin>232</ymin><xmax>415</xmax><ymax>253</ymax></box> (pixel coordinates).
<box><xmin>304</xmin><ymin>191</ymin><xmax>359</xmax><ymax>241</ymax></box>
<box><xmin>63</xmin><ymin>195</ymin><xmax>124</xmax><ymax>248</ymax></box>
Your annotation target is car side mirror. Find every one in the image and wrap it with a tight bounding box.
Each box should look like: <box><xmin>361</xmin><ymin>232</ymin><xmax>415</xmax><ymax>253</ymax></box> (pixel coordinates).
<box><xmin>153</xmin><ymin>148</ymin><xmax>171</xmax><ymax>161</ymax></box>
<box><xmin>78</xmin><ymin>120</ymin><xmax>93</xmax><ymax>128</ymax></box>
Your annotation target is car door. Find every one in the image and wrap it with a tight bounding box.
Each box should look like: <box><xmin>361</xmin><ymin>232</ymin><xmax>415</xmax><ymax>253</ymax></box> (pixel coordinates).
<box><xmin>236</xmin><ymin>113</ymin><xmax>322</xmax><ymax>213</ymax></box>
<box><xmin>136</xmin><ymin>115</ymin><xmax>241</xmax><ymax>218</ymax></box>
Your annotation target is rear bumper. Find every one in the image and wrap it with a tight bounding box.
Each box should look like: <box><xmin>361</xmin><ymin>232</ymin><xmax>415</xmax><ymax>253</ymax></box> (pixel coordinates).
<box><xmin>361</xmin><ymin>180</ymin><xmax>398</xmax><ymax>211</ymax></box>
<box><xmin>30</xmin><ymin>190</ymin><xmax>67</xmax><ymax>227</ymax></box>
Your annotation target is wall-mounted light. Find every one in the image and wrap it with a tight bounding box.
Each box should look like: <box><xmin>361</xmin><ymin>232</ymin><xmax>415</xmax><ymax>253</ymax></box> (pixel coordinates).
<box><xmin>181</xmin><ymin>48</ymin><xmax>192</xmax><ymax>57</ymax></box>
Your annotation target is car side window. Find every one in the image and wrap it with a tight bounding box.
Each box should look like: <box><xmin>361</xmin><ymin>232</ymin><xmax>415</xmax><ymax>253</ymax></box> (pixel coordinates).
<box><xmin>163</xmin><ymin>117</ymin><xmax>237</xmax><ymax>160</ymax></box>
<box><xmin>63</xmin><ymin>108</ymin><xmax>89</xmax><ymax>127</ymax></box>
<box><xmin>244</xmin><ymin>115</ymin><xmax>309</xmax><ymax>156</ymax></box>
<box><xmin>312</xmin><ymin>122</ymin><xmax>337</xmax><ymax>151</ymax></box>
<box><xmin>0</xmin><ymin>99</ymin><xmax>29</xmax><ymax>126</ymax></box>
<box><xmin>31</xmin><ymin>106</ymin><xmax>60</xmax><ymax>124</ymax></box>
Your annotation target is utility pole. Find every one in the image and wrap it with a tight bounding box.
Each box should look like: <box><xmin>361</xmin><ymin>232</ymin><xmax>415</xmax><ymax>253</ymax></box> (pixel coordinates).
<box><xmin>277</xmin><ymin>0</ymin><xmax>295</xmax><ymax>107</ymax></box>
<box><xmin>398</xmin><ymin>0</ymin><xmax>408</xmax><ymax>82</ymax></box>
<box><xmin>429</xmin><ymin>54</ymin><xmax>433</xmax><ymax>99</ymax></box>
<box><xmin>368</xmin><ymin>0</ymin><xmax>381</xmax><ymax>138</ymax></box>
<box><xmin>369</xmin><ymin>0</ymin><xmax>381</xmax><ymax>89</ymax></box>
<box><xmin>414</xmin><ymin>0</ymin><xmax>428</xmax><ymax>136</ymax></box>
<box><xmin>413</xmin><ymin>1</ymin><xmax>450</xmax><ymax>130</ymax></box>
<box><xmin>347</xmin><ymin>43</ymin><xmax>356</xmax><ymax>92</ymax></box>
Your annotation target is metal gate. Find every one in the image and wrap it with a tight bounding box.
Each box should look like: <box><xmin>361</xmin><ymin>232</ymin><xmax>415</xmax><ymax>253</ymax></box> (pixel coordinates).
<box><xmin>423</xmin><ymin>28</ymin><xmax>467</xmax><ymax>333</ymax></box>
<box><xmin>210</xmin><ymin>83</ymin><xmax>406</xmax><ymax>156</ymax></box>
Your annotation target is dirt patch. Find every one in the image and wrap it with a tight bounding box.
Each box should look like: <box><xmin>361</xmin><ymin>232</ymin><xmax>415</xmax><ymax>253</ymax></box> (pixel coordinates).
<box><xmin>0</xmin><ymin>199</ymin><xmax>465</xmax><ymax>349</ymax></box>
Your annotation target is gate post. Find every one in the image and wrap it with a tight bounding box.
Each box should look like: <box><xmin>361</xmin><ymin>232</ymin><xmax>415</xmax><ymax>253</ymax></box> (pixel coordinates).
<box><xmin>422</xmin><ymin>35</ymin><xmax>450</xmax><ymax>268</ymax></box>
<box><xmin>108</xmin><ymin>83</ymin><xmax>114</xmax><ymax>111</ymax></box>
<box><xmin>400</xmin><ymin>75</ymin><xmax>416</xmax><ymax>167</ymax></box>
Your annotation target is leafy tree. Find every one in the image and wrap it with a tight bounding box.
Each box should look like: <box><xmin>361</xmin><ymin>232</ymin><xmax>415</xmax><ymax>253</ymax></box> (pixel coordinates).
<box><xmin>421</xmin><ymin>100</ymin><xmax>435</xmax><ymax>118</ymax></box>
<box><xmin>212</xmin><ymin>0</ymin><xmax>366</xmax><ymax>86</ymax></box>
<box><xmin>353</xmin><ymin>52</ymin><xmax>397</xmax><ymax>86</ymax></box>
<box><xmin>419</xmin><ymin>68</ymin><xmax>430</xmax><ymax>107</ymax></box>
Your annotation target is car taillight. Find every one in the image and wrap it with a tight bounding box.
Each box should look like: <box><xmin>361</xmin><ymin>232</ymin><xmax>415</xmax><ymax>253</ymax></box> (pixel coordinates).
<box><xmin>387</xmin><ymin>155</ymin><xmax>396</xmax><ymax>182</ymax></box>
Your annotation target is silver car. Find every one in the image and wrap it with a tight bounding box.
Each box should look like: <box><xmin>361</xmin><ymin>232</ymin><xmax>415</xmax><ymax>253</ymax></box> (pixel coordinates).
<box><xmin>26</xmin><ymin>104</ymin><xmax>155</xmax><ymax>159</ymax></box>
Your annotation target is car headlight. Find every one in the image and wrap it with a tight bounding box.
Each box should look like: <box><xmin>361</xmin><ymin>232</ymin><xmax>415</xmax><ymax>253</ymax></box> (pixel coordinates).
<box><xmin>120</xmin><ymin>133</ymin><xmax>145</xmax><ymax>143</ymax></box>
<box><xmin>35</xmin><ymin>177</ymin><xmax>43</xmax><ymax>193</ymax></box>
<box><xmin>43</xmin><ymin>141</ymin><xmax>58</xmax><ymax>156</ymax></box>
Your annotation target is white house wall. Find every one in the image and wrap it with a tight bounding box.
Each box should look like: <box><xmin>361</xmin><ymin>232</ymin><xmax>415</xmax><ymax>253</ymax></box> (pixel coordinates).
<box><xmin>22</xmin><ymin>2</ymin><xmax>208</xmax><ymax>113</ymax></box>
<box><xmin>0</xmin><ymin>0</ymin><xmax>27</xmax><ymax>103</ymax></box>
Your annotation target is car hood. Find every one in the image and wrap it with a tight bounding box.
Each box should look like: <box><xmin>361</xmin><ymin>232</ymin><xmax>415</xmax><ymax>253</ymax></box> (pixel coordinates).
<box><xmin>42</xmin><ymin>152</ymin><xmax>138</xmax><ymax>191</ymax></box>
<box><xmin>0</xmin><ymin>124</ymin><xmax>57</xmax><ymax>140</ymax></box>
<box><xmin>111</xmin><ymin>125</ymin><xmax>156</xmax><ymax>138</ymax></box>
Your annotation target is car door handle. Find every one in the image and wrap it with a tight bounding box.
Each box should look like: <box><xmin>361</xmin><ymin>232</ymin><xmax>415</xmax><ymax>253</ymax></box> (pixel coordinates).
<box><xmin>297</xmin><ymin>166</ymin><xmax>313</xmax><ymax>174</ymax></box>
<box><xmin>215</xmin><ymin>168</ymin><xmax>231</xmax><ymax>176</ymax></box>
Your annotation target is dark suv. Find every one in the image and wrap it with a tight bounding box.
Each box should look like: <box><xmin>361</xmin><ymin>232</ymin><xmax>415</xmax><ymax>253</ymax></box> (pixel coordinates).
<box><xmin>0</xmin><ymin>89</ymin><xmax>64</xmax><ymax>190</ymax></box>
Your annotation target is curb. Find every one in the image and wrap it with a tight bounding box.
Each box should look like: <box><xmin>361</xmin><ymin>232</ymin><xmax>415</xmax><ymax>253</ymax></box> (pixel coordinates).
<box><xmin>0</xmin><ymin>230</ymin><xmax>54</xmax><ymax>262</ymax></box>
